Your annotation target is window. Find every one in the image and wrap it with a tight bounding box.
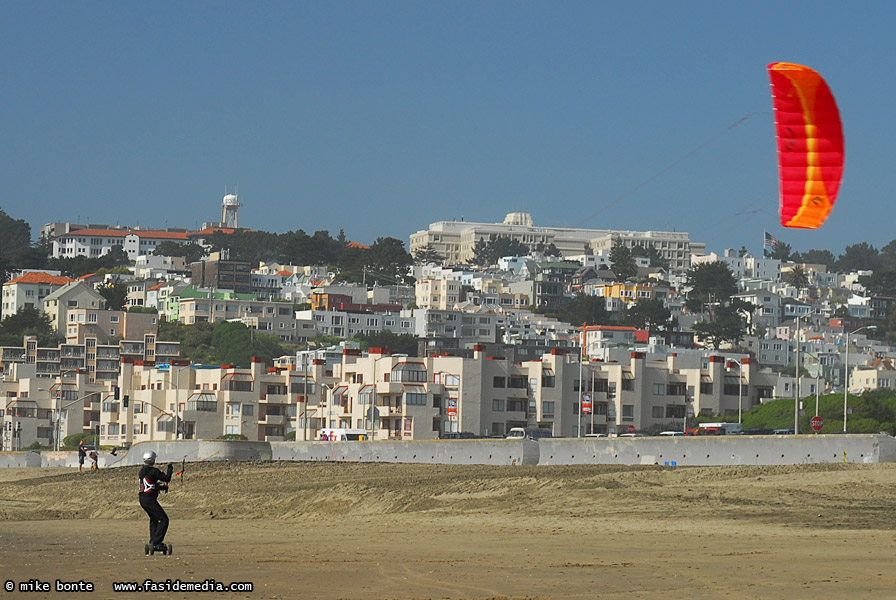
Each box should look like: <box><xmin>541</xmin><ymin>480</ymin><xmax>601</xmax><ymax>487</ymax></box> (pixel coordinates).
<box><xmin>508</xmin><ymin>376</ymin><xmax>527</xmax><ymax>389</ymax></box>
<box><xmin>492</xmin><ymin>399</ymin><xmax>505</xmax><ymax>411</ymax></box>
<box><xmin>404</xmin><ymin>386</ymin><xmax>427</xmax><ymax>405</ymax></box>
<box><xmin>187</xmin><ymin>394</ymin><xmax>217</xmax><ymax>412</ymax></box>
<box><xmin>493</xmin><ymin>376</ymin><xmax>505</xmax><ymax>388</ymax></box>
<box><xmin>542</xmin><ymin>401</ymin><xmax>555</xmax><ymax>417</ymax></box>
<box><xmin>507</xmin><ymin>399</ymin><xmax>526</xmax><ymax>412</ymax></box>
<box><xmin>242</xmin><ymin>404</ymin><xmax>254</xmax><ymax>416</ymax></box>
<box><xmin>667</xmin><ymin>383</ymin><xmax>686</xmax><ymax>396</ymax></box>
<box><xmin>622</xmin><ymin>404</ymin><xmax>634</xmax><ymax>422</ymax></box>
<box><xmin>652</xmin><ymin>383</ymin><xmax>666</xmax><ymax>395</ymax></box>
<box><xmin>392</xmin><ymin>363</ymin><xmax>427</xmax><ymax>383</ymax></box>
<box><xmin>652</xmin><ymin>406</ymin><xmax>664</xmax><ymax>418</ymax></box>
<box><xmin>359</xmin><ymin>385</ymin><xmax>374</xmax><ymax>405</ymax></box>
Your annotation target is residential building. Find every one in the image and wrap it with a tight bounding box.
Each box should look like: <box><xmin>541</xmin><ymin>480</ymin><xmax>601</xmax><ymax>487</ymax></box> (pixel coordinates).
<box><xmin>415</xmin><ymin>279</ymin><xmax>462</xmax><ymax>310</ymax></box>
<box><xmin>190</xmin><ymin>253</ymin><xmax>253</xmax><ymax>294</ymax></box>
<box><xmin>52</xmin><ymin>228</ymin><xmax>190</xmax><ymax>260</ymax></box>
<box><xmin>2</xmin><ymin>272</ymin><xmax>73</xmax><ymax>319</ymax></box>
<box><xmin>42</xmin><ymin>281</ymin><xmax>107</xmax><ymax>333</ymax></box>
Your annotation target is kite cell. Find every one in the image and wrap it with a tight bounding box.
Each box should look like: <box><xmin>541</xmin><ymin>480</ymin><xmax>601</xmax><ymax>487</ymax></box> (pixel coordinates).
<box><xmin>767</xmin><ymin>62</ymin><xmax>844</xmax><ymax>229</ymax></box>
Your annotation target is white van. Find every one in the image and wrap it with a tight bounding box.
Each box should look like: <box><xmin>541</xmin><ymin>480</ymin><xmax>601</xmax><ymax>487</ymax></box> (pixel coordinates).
<box><xmin>319</xmin><ymin>428</ymin><xmax>368</xmax><ymax>441</ymax></box>
<box><xmin>506</xmin><ymin>427</ymin><xmax>553</xmax><ymax>440</ymax></box>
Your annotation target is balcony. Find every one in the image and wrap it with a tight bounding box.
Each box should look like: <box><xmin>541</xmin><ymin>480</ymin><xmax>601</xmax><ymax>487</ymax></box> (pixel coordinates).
<box><xmin>260</xmin><ymin>414</ymin><xmax>289</xmax><ymax>426</ymax></box>
<box><xmin>260</xmin><ymin>393</ymin><xmax>291</xmax><ymax>405</ymax></box>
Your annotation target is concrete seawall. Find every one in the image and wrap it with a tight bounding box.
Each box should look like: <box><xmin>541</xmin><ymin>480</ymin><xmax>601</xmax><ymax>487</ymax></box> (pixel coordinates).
<box><xmin>270</xmin><ymin>439</ymin><xmax>539</xmax><ymax>466</ymax></box>
<box><xmin>3</xmin><ymin>435</ymin><xmax>895</xmax><ymax>468</ymax></box>
<box><xmin>537</xmin><ymin>434</ymin><xmax>896</xmax><ymax>466</ymax></box>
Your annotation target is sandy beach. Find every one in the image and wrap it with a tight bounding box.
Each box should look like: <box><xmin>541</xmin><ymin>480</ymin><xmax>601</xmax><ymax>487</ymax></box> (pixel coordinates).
<box><xmin>2</xmin><ymin>461</ymin><xmax>895</xmax><ymax>599</ymax></box>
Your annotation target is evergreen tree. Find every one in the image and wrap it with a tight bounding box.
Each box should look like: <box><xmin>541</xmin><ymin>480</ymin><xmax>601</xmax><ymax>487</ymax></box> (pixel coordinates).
<box><xmin>609</xmin><ymin>240</ymin><xmax>638</xmax><ymax>281</ymax></box>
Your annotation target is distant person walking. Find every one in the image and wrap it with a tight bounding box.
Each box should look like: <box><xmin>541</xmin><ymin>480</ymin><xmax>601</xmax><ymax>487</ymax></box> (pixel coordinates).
<box><xmin>88</xmin><ymin>448</ymin><xmax>99</xmax><ymax>470</ymax></box>
<box><xmin>78</xmin><ymin>440</ymin><xmax>87</xmax><ymax>473</ymax></box>
<box><xmin>138</xmin><ymin>450</ymin><xmax>173</xmax><ymax>552</ymax></box>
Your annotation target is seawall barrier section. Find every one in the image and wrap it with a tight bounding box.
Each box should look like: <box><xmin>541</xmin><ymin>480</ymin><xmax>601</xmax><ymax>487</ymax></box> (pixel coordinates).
<box><xmin>2</xmin><ymin>435</ymin><xmax>895</xmax><ymax>468</ymax></box>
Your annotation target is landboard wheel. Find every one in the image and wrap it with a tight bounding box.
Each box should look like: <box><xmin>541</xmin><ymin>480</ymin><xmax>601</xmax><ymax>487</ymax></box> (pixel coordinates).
<box><xmin>144</xmin><ymin>544</ymin><xmax>150</xmax><ymax>556</ymax></box>
<box><xmin>162</xmin><ymin>545</ymin><xmax>167</xmax><ymax>555</ymax></box>
<box><xmin>149</xmin><ymin>545</ymin><xmax>155</xmax><ymax>555</ymax></box>
<box><xmin>167</xmin><ymin>543</ymin><xmax>173</xmax><ymax>555</ymax></box>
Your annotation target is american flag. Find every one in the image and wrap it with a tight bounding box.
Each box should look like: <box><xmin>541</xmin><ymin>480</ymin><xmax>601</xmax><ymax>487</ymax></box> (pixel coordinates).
<box><xmin>764</xmin><ymin>231</ymin><xmax>780</xmax><ymax>249</ymax></box>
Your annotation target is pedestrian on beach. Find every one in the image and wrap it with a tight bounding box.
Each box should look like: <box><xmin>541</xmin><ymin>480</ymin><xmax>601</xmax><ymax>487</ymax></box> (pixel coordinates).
<box><xmin>138</xmin><ymin>450</ymin><xmax>173</xmax><ymax>552</ymax></box>
<box><xmin>89</xmin><ymin>449</ymin><xmax>98</xmax><ymax>470</ymax></box>
<box><xmin>78</xmin><ymin>440</ymin><xmax>87</xmax><ymax>473</ymax></box>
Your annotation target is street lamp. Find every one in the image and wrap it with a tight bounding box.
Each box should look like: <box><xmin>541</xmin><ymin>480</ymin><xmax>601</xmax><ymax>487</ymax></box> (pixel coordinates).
<box><xmin>843</xmin><ymin>325</ymin><xmax>877</xmax><ymax>433</ymax></box>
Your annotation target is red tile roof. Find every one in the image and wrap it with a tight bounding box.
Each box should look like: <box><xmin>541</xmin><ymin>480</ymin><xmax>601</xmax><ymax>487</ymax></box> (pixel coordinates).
<box><xmin>188</xmin><ymin>228</ymin><xmax>242</xmax><ymax>237</ymax></box>
<box><xmin>5</xmin><ymin>272</ymin><xmax>74</xmax><ymax>286</ymax></box>
<box><xmin>277</xmin><ymin>270</ymin><xmax>293</xmax><ymax>276</ymax></box>
<box><xmin>346</xmin><ymin>241</ymin><xmax>370</xmax><ymax>249</ymax></box>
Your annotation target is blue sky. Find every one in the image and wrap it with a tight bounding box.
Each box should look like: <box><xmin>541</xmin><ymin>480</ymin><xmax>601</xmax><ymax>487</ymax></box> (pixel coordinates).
<box><xmin>3</xmin><ymin>2</ymin><xmax>893</xmax><ymax>256</ymax></box>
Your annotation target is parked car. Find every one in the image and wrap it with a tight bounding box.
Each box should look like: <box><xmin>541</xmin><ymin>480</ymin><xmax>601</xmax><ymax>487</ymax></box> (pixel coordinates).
<box><xmin>658</xmin><ymin>431</ymin><xmax>684</xmax><ymax>437</ymax></box>
<box><xmin>506</xmin><ymin>427</ymin><xmax>553</xmax><ymax>440</ymax></box>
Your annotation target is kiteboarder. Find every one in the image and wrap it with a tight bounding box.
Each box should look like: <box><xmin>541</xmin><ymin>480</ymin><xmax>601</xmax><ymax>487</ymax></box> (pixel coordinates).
<box><xmin>138</xmin><ymin>450</ymin><xmax>173</xmax><ymax>554</ymax></box>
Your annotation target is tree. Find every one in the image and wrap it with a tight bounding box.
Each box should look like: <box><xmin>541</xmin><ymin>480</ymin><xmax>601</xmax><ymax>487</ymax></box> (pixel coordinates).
<box><xmin>0</xmin><ymin>306</ymin><xmax>62</xmax><ymax>347</ymax></box>
<box><xmin>622</xmin><ymin>298</ymin><xmax>671</xmax><ymax>330</ymax></box>
<box><xmin>0</xmin><ymin>208</ymin><xmax>31</xmax><ymax>264</ymax></box>
<box><xmin>98</xmin><ymin>279</ymin><xmax>128</xmax><ymax>310</ymax></box>
<box><xmin>770</xmin><ymin>242</ymin><xmax>792</xmax><ymax>261</ymax></box>
<box><xmin>472</xmin><ymin>236</ymin><xmax>529</xmax><ymax>267</ymax></box>
<box><xmin>692</xmin><ymin>303</ymin><xmax>747</xmax><ymax>350</ymax></box>
<box><xmin>556</xmin><ymin>293</ymin><xmax>611</xmax><ymax>328</ymax></box>
<box><xmin>210</xmin><ymin>321</ymin><xmax>284</xmax><ymax>367</ymax></box>
<box><xmin>412</xmin><ymin>244</ymin><xmax>444</xmax><ymax>265</ymax></box>
<box><xmin>366</xmin><ymin>237</ymin><xmax>413</xmax><ymax>284</ymax></box>
<box><xmin>631</xmin><ymin>245</ymin><xmax>669</xmax><ymax>270</ymax></box>
<box><xmin>684</xmin><ymin>262</ymin><xmax>738</xmax><ymax>313</ymax></box>
<box><xmin>609</xmin><ymin>241</ymin><xmax>638</xmax><ymax>281</ymax></box>
<box><xmin>785</xmin><ymin>265</ymin><xmax>810</xmax><ymax>289</ymax></box>
<box><xmin>154</xmin><ymin>241</ymin><xmax>207</xmax><ymax>263</ymax></box>
<box><xmin>837</xmin><ymin>242</ymin><xmax>879</xmax><ymax>273</ymax></box>
<box><xmin>794</xmin><ymin>248</ymin><xmax>836</xmax><ymax>268</ymax></box>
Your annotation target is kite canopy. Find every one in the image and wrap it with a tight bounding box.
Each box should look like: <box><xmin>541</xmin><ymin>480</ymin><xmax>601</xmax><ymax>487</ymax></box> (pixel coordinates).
<box><xmin>767</xmin><ymin>62</ymin><xmax>844</xmax><ymax>229</ymax></box>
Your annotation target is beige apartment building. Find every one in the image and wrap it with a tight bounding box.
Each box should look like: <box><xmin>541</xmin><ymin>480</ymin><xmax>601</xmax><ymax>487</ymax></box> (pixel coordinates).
<box><xmin>409</xmin><ymin>212</ymin><xmax>702</xmax><ymax>270</ymax></box>
<box><xmin>42</xmin><ymin>281</ymin><xmax>107</xmax><ymax>332</ymax></box>
<box><xmin>415</xmin><ymin>279</ymin><xmax>462</xmax><ymax>310</ymax></box>
<box><xmin>4</xmin><ymin>345</ymin><xmax>795</xmax><ymax>450</ymax></box>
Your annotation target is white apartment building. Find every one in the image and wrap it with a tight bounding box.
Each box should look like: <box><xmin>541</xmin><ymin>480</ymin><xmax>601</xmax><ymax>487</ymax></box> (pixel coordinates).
<box><xmin>296</xmin><ymin>309</ymin><xmax>414</xmax><ymax>339</ymax></box>
<box><xmin>2</xmin><ymin>272</ymin><xmax>73</xmax><ymax>319</ymax></box>
<box><xmin>52</xmin><ymin>228</ymin><xmax>190</xmax><ymax>260</ymax></box>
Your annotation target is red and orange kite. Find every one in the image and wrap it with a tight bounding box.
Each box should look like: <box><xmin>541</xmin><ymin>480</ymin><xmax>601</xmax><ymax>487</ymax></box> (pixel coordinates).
<box><xmin>767</xmin><ymin>62</ymin><xmax>844</xmax><ymax>229</ymax></box>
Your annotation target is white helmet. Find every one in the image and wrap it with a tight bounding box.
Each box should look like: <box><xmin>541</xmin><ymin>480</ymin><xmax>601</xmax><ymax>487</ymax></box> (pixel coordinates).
<box><xmin>142</xmin><ymin>450</ymin><xmax>157</xmax><ymax>465</ymax></box>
